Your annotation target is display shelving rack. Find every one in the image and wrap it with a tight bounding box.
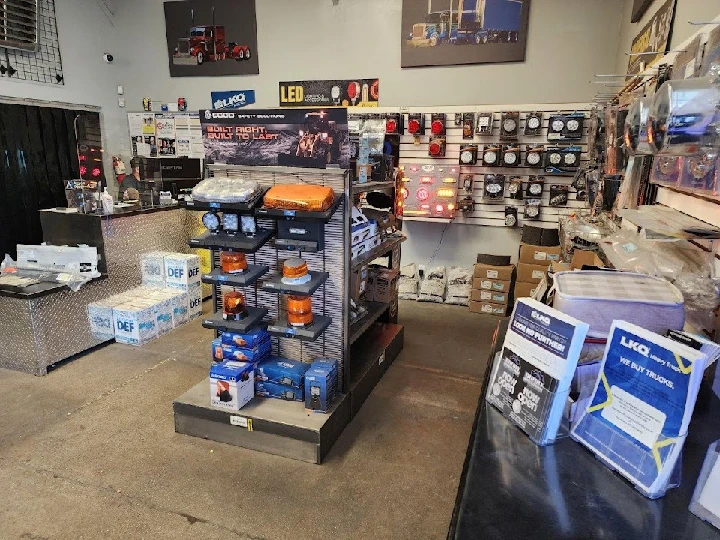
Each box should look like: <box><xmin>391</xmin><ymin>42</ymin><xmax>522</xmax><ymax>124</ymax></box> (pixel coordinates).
<box><xmin>173</xmin><ymin>165</ymin><xmax>405</xmax><ymax>463</ymax></box>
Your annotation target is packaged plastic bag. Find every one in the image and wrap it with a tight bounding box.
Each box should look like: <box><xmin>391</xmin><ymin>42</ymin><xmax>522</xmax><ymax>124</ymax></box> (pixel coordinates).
<box><xmin>263</xmin><ymin>184</ymin><xmax>335</xmax><ymax>211</ymax></box>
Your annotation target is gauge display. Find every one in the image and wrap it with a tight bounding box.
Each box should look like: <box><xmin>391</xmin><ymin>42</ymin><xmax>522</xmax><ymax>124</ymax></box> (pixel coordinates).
<box><xmin>222</xmin><ymin>212</ymin><xmax>239</xmax><ymax>232</ymax></box>
<box><xmin>202</xmin><ymin>212</ymin><xmax>220</xmax><ymax>232</ymax></box>
<box><xmin>527</xmin><ymin>152</ymin><xmax>541</xmax><ymax>165</ymax></box>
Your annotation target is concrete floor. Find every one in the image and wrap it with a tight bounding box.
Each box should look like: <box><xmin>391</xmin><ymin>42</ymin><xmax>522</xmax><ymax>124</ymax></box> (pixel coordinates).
<box><xmin>0</xmin><ymin>300</ymin><xmax>499</xmax><ymax>540</ymax></box>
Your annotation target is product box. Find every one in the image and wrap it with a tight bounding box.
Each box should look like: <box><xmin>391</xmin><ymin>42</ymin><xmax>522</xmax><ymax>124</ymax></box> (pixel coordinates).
<box><xmin>514</xmin><ymin>281</ymin><xmax>539</xmax><ymax>300</ymax></box>
<box><xmin>469</xmin><ymin>301</ymin><xmax>508</xmax><ymax>317</ymax></box>
<box><xmin>472</xmin><ymin>278</ymin><xmax>511</xmax><ymax>293</ymax></box>
<box><xmin>168</xmin><ymin>289</ymin><xmax>189</xmax><ymax>326</ymax></box>
<box><xmin>363</xmin><ymin>235</ymin><xmax>381</xmax><ymax>254</ymax></box>
<box><xmin>212</xmin><ymin>337</ymin><xmax>271</xmax><ymax>363</ymax></box>
<box><xmin>187</xmin><ymin>282</ymin><xmax>203</xmax><ymax>319</ymax></box>
<box><xmin>164</xmin><ymin>253</ymin><xmax>201</xmax><ymax>289</ymax></box>
<box><xmin>209</xmin><ymin>360</ymin><xmax>254</xmax><ymax>411</ymax></box>
<box><xmin>141</xmin><ymin>251</ymin><xmax>171</xmax><ymax>286</ymax></box>
<box><xmin>372</xmin><ymin>268</ymin><xmax>399</xmax><ymax>303</ymax></box>
<box><xmin>473</xmin><ymin>263</ymin><xmax>515</xmax><ymax>281</ymax></box>
<box><xmin>149</xmin><ymin>294</ymin><xmax>174</xmax><ymax>335</ymax></box>
<box><xmin>113</xmin><ymin>302</ymin><xmax>157</xmax><ymax>346</ymax></box>
<box><xmin>221</xmin><ymin>328</ymin><xmax>271</xmax><ymax>349</ymax></box>
<box><xmin>255</xmin><ymin>380</ymin><xmax>304</xmax><ymax>402</ymax></box>
<box><xmin>88</xmin><ymin>294</ymin><xmax>131</xmax><ymax>340</ymax></box>
<box><xmin>255</xmin><ymin>357</ymin><xmax>310</xmax><ymax>388</ymax></box>
<box><xmin>351</xmin><ymin>264</ymin><xmax>369</xmax><ymax>301</ymax></box>
<box><xmin>471</xmin><ymin>289</ymin><xmax>508</xmax><ymax>305</ymax></box>
<box><xmin>516</xmin><ymin>263</ymin><xmax>549</xmax><ymax>284</ymax></box>
<box><xmin>518</xmin><ymin>243</ymin><xmax>561</xmax><ymax>265</ymax></box>
<box><xmin>305</xmin><ymin>362</ymin><xmax>338</xmax><ymax>413</ymax></box>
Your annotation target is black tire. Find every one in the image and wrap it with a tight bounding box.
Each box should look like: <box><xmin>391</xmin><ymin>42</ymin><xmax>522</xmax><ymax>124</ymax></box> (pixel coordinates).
<box><xmin>196</xmin><ymin>52</ymin><xmax>204</xmax><ymax>65</ymax></box>
<box><xmin>245</xmin><ymin>49</ymin><xmax>251</xmax><ymax>60</ymax></box>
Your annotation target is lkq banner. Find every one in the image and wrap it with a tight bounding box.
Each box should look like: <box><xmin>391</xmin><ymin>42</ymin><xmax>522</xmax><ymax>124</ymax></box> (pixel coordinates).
<box><xmin>210</xmin><ymin>90</ymin><xmax>256</xmax><ymax>110</ymax></box>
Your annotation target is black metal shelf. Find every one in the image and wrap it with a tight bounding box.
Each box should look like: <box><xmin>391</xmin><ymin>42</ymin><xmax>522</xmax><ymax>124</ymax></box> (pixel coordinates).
<box><xmin>189</xmin><ymin>228</ymin><xmax>275</xmax><ymax>252</ymax></box>
<box><xmin>254</xmin><ymin>195</ymin><xmax>342</xmax><ymax>222</ymax></box>
<box><xmin>182</xmin><ymin>188</ymin><xmax>267</xmax><ymax>213</ymax></box>
<box><xmin>351</xmin><ymin>181</ymin><xmax>396</xmax><ymax>194</ymax></box>
<box><xmin>351</xmin><ymin>235</ymin><xmax>405</xmax><ymax>268</ymax></box>
<box><xmin>261</xmin><ymin>271</ymin><xmax>329</xmax><ymax>296</ymax></box>
<box><xmin>201</xmin><ymin>265</ymin><xmax>269</xmax><ymax>287</ymax></box>
<box><xmin>267</xmin><ymin>315</ymin><xmax>332</xmax><ymax>342</ymax></box>
<box><xmin>201</xmin><ymin>307</ymin><xmax>268</xmax><ymax>333</ymax></box>
<box><xmin>349</xmin><ymin>302</ymin><xmax>389</xmax><ymax>345</ymax></box>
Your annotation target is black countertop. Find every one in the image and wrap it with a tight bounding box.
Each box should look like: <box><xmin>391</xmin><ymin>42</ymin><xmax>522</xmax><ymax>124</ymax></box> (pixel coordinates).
<box><xmin>449</xmin><ymin>319</ymin><xmax>720</xmax><ymax>540</ymax></box>
<box><xmin>40</xmin><ymin>203</ymin><xmax>183</xmax><ymax>220</ymax></box>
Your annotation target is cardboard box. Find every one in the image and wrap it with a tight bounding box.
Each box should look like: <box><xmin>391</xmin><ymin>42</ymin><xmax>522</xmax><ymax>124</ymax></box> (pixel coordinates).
<box><xmin>141</xmin><ymin>251</ymin><xmax>171</xmax><ymax>286</ymax></box>
<box><xmin>519</xmin><ymin>244</ymin><xmax>562</xmax><ymax>265</ymax></box>
<box><xmin>517</xmin><ymin>263</ymin><xmax>549</xmax><ymax>284</ymax></box>
<box><xmin>514</xmin><ymin>281</ymin><xmax>539</xmax><ymax>299</ymax></box>
<box><xmin>469</xmin><ymin>301</ymin><xmax>508</xmax><ymax>317</ymax></box>
<box><xmin>351</xmin><ymin>264</ymin><xmax>369</xmax><ymax>301</ymax></box>
<box><xmin>471</xmin><ymin>289</ymin><xmax>509</xmax><ymax>305</ymax></box>
<box><xmin>372</xmin><ymin>268</ymin><xmax>399</xmax><ymax>303</ymax></box>
<box><xmin>209</xmin><ymin>361</ymin><xmax>254</xmax><ymax>411</ymax></box>
<box><xmin>255</xmin><ymin>380</ymin><xmax>304</xmax><ymax>402</ymax></box>
<box><xmin>212</xmin><ymin>338</ymin><xmax>271</xmax><ymax>363</ymax></box>
<box><xmin>187</xmin><ymin>282</ymin><xmax>203</xmax><ymax>319</ymax></box>
<box><xmin>305</xmin><ymin>359</ymin><xmax>338</xmax><ymax>413</ymax></box>
<box><xmin>255</xmin><ymin>357</ymin><xmax>310</xmax><ymax>388</ymax></box>
<box><xmin>472</xmin><ymin>278</ymin><xmax>511</xmax><ymax>293</ymax></box>
<box><xmin>550</xmin><ymin>250</ymin><xmax>604</xmax><ymax>274</ymax></box>
<box><xmin>113</xmin><ymin>302</ymin><xmax>157</xmax><ymax>346</ymax></box>
<box><xmin>164</xmin><ymin>253</ymin><xmax>201</xmax><ymax>289</ymax></box>
<box><xmin>476</xmin><ymin>254</ymin><xmax>511</xmax><ymax>266</ymax></box>
<box><xmin>221</xmin><ymin>328</ymin><xmax>271</xmax><ymax>349</ymax></box>
<box><xmin>473</xmin><ymin>263</ymin><xmax>515</xmax><ymax>281</ymax></box>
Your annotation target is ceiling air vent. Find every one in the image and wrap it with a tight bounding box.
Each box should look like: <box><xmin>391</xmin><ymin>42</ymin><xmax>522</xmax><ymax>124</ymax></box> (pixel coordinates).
<box><xmin>0</xmin><ymin>0</ymin><xmax>39</xmax><ymax>52</ymax></box>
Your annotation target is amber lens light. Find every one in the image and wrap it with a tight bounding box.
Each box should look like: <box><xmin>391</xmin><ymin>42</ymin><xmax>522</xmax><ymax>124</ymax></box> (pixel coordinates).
<box><xmin>223</xmin><ymin>291</ymin><xmax>247</xmax><ymax>318</ymax></box>
<box><xmin>287</xmin><ymin>295</ymin><xmax>313</xmax><ymax>327</ymax></box>
<box><xmin>221</xmin><ymin>252</ymin><xmax>247</xmax><ymax>273</ymax></box>
<box><xmin>283</xmin><ymin>259</ymin><xmax>309</xmax><ymax>279</ymax></box>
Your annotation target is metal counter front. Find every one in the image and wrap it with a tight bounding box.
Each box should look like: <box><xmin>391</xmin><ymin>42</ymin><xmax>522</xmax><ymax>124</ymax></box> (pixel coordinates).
<box><xmin>0</xmin><ymin>206</ymin><xmax>205</xmax><ymax>375</ymax></box>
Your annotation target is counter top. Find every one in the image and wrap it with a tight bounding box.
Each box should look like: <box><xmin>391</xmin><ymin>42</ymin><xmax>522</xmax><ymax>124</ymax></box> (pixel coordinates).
<box><xmin>40</xmin><ymin>203</ymin><xmax>183</xmax><ymax>220</ymax></box>
<box><xmin>449</xmin><ymin>319</ymin><xmax>720</xmax><ymax>540</ymax></box>
<box><xmin>0</xmin><ymin>275</ymin><xmax>107</xmax><ymax>300</ymax></box>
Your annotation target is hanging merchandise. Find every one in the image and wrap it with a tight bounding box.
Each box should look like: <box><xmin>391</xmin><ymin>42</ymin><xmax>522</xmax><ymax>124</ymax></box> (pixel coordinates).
<box><xmin>624</xmin><ymin>97</ymin><xmax>654</xmax><ymax>155</ymax></box>
<box><xmin>526</xmin><ymin>176</ymin><xmax>545</xmax><ymax>198</ymax></box>
<box><xmin>458</xmin><ymin>174</ymin><xmax>474</xmax><ymax>212</ymax></box>
<box><xmin>287</xmin><ymin>296</ymin><xmax>314</xmax><ymax>327</ymax></box>
<box><xmin>680</xmin><ymin>155</ymin><xmax>717</xmax><ymax>193</ymax></box>
<box><xmin>524</xmin><ymin>111</ymin><xmax>543</xmax><ymax>136</ymax></box>
<box><xmin>505</xmin><ymin>206</ymin><xmax>518</xmax><ymax>227</ymax></box>
<box><xmin>500</xmin><ymin>111</ymin><xmax>520</xmax><ymax>140</ymax></box>
<box><xmin>545</xmin><ymin>147</ymin><xmax>564</xmax><ymax>169</ymax></box>
<box><xmin>430</xmin><ymin>113</ymin><xmax>446</xmax><ymax>136</ymax></box>
<box><xmin>502</xmin><ymin>145</ymin><xmax>521</xmax><ymax>167</ymax></box>
<box><xmin>241</xmin><ymin>216</ymin><xmax>257</xmax><ymax>234</ymax></box>
<box><xmin>547</xmin><ymin>115</ymin><xmax>566</xmax><ymax>140</ymax></box>
<box><xmin>483</xmin><ymin>174</ymin><xmax>506</xmax><ymax>202</ymax></box>
<box><xmin>428</xmin><ymin>137</ymin><xmax>446</xmax><ymax>157</ymax></box>
<box><xmin>524</xmin><ymin>199</ymin><xmax>541</xmax><ymax>220</ymax></box>
<box><xmin>385</xmin><ymin>113</ymin><xmax>404</xmax><ymax>135</ymax></box>
<box><xmin>525</xmin><ymin>145</ymin><xmax>544</xmax><ymax>167</ymax></box>
<box><xmin>407</xmin><ymin>113</ymin><xmax>426</xmax><ymax>137</ymax></box>
<box><xmin>429</xmin><ymin>113</ymin><xmax>447</xmax><ymax>157</ymax></box>
<box><xmin>508</xmin><ymin>176</ymin><xmax>523</xmax><ymax>200</ymax></box>
<box><xmin>650</xmin><ymin>156</ymin><xmax>682</xmax><ymax>186</ymax></box>
<box><xmin>572</xmin><ymin>168</ymin><xmax>589</xmax><ymax>201</ymax></box>
<box><xmin>459</xmin><ymin>144</ymin><xmax>479</xmax><ymax>165</ymax></box>
<box><xmin>561</xmin><ymin>147</ymin><xmax>582</xmax><ymax>169</ymax></box>
<box><xmin>648</xmin><ymin>77</ymin><xmax>720</xmax><ymax>156</ymax></box>
<box><xmin>549</xmin><ymin>185</ymin><xmax>569</xmax><ymax>206</ymax></box>
<box><xmin>223</xmin><ymin>291</ymin><xmax>248</xmax><ymax>321</ymax></box>
<box><xmin>476</xmin><ymin>112</ymin><xmax>493</xmax><ymax>135</ymax></box>
<box><xmin>454</xmin><ymin>113</ymin><xmax>463</xmax><ymax>126</ymax></box>
<box><xmin>462</xmin><ymin>113</ymin><xmax>475</xmax><ymax>139</ymax></box>
<box><xmin>482</xmin><ymin>144</ymin><xmax>501</xmax><ymax>166</ymax></box>
<box><xmin>563</xmin><ymin>113</ymin><xmax>585</xmax><ymax>140</ymax></box>
<box><xmin>221</xmin><ymin>252</ymin><xmax>248</xmax><ymax>274</ymax></box>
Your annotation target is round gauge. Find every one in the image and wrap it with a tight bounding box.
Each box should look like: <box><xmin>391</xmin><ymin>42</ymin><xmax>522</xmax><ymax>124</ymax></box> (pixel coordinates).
<box><xmin>567</xmin><ymin>119</ymin><xmax>580</xmax><ymax>132</ymax></box>
<box><xmin>202</xmin><ymin>212</ymin><xmax>220</xmax><ymax>232</ymax></box>
<box><xmin>460</xmin><ymin>150</ymin><xmax>474</xmax><ymax>164</ymax></box>
<box><xmin>408</xmin><ymin>119</ymin><xmax>421</xmax><ymax>134</ymax></box>
<box><xmin>549</xmin><ymin>153</ymin><xmax>562</xmax><ymax>165</ymax></box>
<box><xmin>564</xmin><ymin>153</ymin><xmax>577</xmax><ymax>166</ymax></box>
<box><xmin>527</xmin><ymin>116</ymin><xmax>541</xmax><ymax>130</ymax></box>
<box><xmin>502</xmin><ymin>118</ymin><xmax>517</xmax><ymax>133</ymax></box>
<box><xmin>551</xmin><ymin>119</ymin><xmax>565</xmax><ymax>132</ymax></box>
<box><xmin>431</xmin><ymin>120</ymin><xmax>444</xmax><ymax>135</ymax></box>
<box><xmin>416</xmin><ymin>187</ymin><xmax>430</xmax><ymax>201</ymax></box>
<box><xmin>222</xmin><ymin>212</ymin><xmax>239</xmax><ymax>233</ymax></box>
<box><xmin>526</xmin><ymin>206</ymin><xmax>539</xmax><ymax>217</ymax></box>
<box><xmin>486</xmin><ymin>183</ymin><xmax>502</xmax><ymax>194</ymax></box>
<box><xmin>527</xmin><ymin>152</ymin><xmax>541</xmax><ymax>165</ymax></box>
<box><xmin>529</xmin><ymin>183</ymin><xmax>542</xmax><ymax>195</ymax></box>
<box><xmin>503</xmin><ymin>152</ymin><xmax>517</xmax><ymax>165</ymax></box>
<box><xmin>483</xmin><ymin>151</ymin><xmax>497</xmax><ymax>164</ymax></box>
<box><xmin>505</xmin><ymin>214</ymin><xmax>517</xmax><ymax>227</ymax></box>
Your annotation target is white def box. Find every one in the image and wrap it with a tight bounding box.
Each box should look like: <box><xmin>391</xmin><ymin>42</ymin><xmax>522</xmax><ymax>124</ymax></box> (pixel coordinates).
<box><xmin>187</xmin><ymin>282</ymin><xmax>203</xmax><ymax>319</ymax></box>
<box><xmin>141</xmin><ymin>251</ymin><xmax>172</xmax><ymax>286</ymax></box>
<box><xmin>209</xmin><ymin>361</ymin><xmax>255</xmax><ymax>410</ymax></box>
<box><xmin>88</xmin><ymin>295</ymin><xmax>128</xmax><ymax>340</ymax></box>
<box><xmin>113</xmin><ymin>302</ymin><xmax>158</xmax><ymax>346</ymax></box>
<box><xmin>164</xmin><ymin>254</ymin><xmax>201</xmax><ymax>289</ymax></box>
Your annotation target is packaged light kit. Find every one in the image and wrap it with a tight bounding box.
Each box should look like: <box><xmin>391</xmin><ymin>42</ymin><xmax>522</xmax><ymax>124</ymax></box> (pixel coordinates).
<box><xmin>462</xmin><ymin>113</ymin><xmax>475</xmax><ymax>139</ymax></box>
<box><xmin>500</xmin><ymin>111</ymin><xmax>519</xmax><ymax>139</ymax></box>
<box><xmin>524</xmin><ymin>111</ymin><xmax>543</xmax><ymax>136</ymax></box>
<box><xmin>209</xmin><ymin>360</ymin><xmax>254</xmax><ymax>411</ymax></box>
<box><xmin>482</xmin><ymin>144</ymin><xmax>501</xmax><ymax>166</ymax></box>
<box><xmin>385</xmin><ymin>113</ymin><xmax>404</xmax><ymax>135</ymax></box>
<box><xmin>255</xmin><ymin>356</ymin><xmax>310</xmax><ymax>388</ymax></box>
<box><xmin>549</xmin><ymin>185</ymin><xmax>569</xmax><ymax>206</ymax></box>
<box><xmin>505</xmin><ymin>206</ymin><xmax>518</xmax><ymax>227</ymax></box>
<box><xmin>305</xmin><ymin>358</ymin><xmax>339</xmax><ymax>413</ymax></box>
<box><xmin>524</xmin><ymin>199</ymin><xmax>541</xmax><ymax>220</ymax></box>
<box><xmin>525</xmin><ymin>145</ymin><xmax>544</xmax><ymax>167</ymax></box>
<box><xmin>547</xmin><ymin>115</ymin><xmax>566</xmax><ymax>140</ymax></box>
<box><xmin>562</xmin><ymin>113</ymin><xmax>584</xmax><ymax>139</ymax></box>
<box><xmin>483</xmin><ymin>174</ymin><xmax>505</xmax><ymax>202</ymax></box>
<box><xmin>407</xmin><ymin>113</ymin><xmax>426</xmax><ymax>136</ymax></box>
<box><xmin>255</xmin><ymin>381</ymin><xmax>304</xmax><ymax>402</ymax></box>
<box><xmin>525</xmin><ymin>176</ymin><xmax>544</xmax><ymax>198</ymax></box>
<box><xmin>508</xmin><ymin>176</ymin><xmax>523</xmax><ymax>200</ymax></box>
<box><xmin>459</xmin><ymin>144</ymin><xmax>478</xmax><ymax>165</ymax></box>
<box><xmin>502</xmin><ymin>145</ymin><xmax>520</xmax><ymax>167</ymax></box>
<box><xmin>475</xmin><ymin>112</ymin><xmax>493</xmax><ymax>135</ymax></box>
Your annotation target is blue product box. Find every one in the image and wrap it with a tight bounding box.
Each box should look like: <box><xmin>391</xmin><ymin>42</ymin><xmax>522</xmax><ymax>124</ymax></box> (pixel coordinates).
<box><xmin>255</xmin><ymin>356</ymin><xmax>310</xmax><ymax>388</ymax></box>
<box><xmin>221</xmin><ymin>328</ymin><xmax>270</xmax><ymax>349</ymax></box>
<box><xmin>255</xmin><ymin>380</ymin><xmax>304</xmax><ymax>402</ymax></box>
<box><xmin>310</xmin><ymin>358</ymin><xmax>338</xmax><ymax>373</ymax></box>
<box><xmin>212</xmin><ymin>337</ymin><xmax>271</xmax><ymax>363</ymax></box>
<box><xmin>305</xmin><ymin>364</ymin><xmax>338</xmax><ymax>413</ymax></box>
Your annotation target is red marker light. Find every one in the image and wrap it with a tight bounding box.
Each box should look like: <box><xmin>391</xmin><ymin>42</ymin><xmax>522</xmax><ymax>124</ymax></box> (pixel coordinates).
<box><xmin>429</xmin><ymin>142</ymin><xmax>442</xmax><ymax>155</ymax></box>
<box><xmin>431</xmin><ymin>120</ymin><xmax>444</xmax><ymax>135</ymax></box>
<box><xmin>79</xmin><ymin>165</ymin><xmax>87</xmax><ymax>176</ymax></box>
<box><xmin>79</xmin><ymin>155</ymin><xmax>87</xmax><ymax>162</ymax></box>
<box><xmin>400</xmin><ymin>187</ymin><xmax>409</xmax><ymax>199</ymax></box>
<box><xmin>416</xmin><ymin>187</ymin><xmax>430</xmax><ymax>201</ymax></box>
<box><xmin>386</xmin><ymin>119</ymin><xmax>397</xmax><ymax>133</ymax></box>
<box><xmin>408</xmin><ymin>119</ymin><xmax>421</xmax><ymax>134</ymax></box>
<box><xmin>436</xmin><ymin>204</ymin><xmax>444</xmax><ymax>213</ymax></box>
<box><xmin>92</xmin><ymin>167</ymin><xmax>101</xmax><ymax>177</ymax></box>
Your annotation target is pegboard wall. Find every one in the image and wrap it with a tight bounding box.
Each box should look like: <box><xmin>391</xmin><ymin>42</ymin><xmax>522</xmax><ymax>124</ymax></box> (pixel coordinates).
<box><xmin>0</xmin><ymin>0</ymin><xmax>64</xmax><ymax>85</ymax></box>
<box><xmin>350</xmin><ymin>103</ymin><xmax>595</xmax><ymax>229</ymax></box>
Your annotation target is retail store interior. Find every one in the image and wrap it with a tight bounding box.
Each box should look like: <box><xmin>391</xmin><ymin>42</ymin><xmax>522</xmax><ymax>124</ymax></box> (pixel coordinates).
<box><xmin>2</xmin><ymin>0</ymin><xmax>720</xmax><ymax>538</ymax></box>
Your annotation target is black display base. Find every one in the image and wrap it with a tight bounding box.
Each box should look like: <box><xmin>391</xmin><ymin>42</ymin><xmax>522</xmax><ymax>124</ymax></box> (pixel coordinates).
<box><xmin>201</xmin><ymin>265</ymin><xmax>269</xmax><ymax>287</ymax></box>
<box><xmin>254</xmin><ymin>195</ymin><xmax>342</xmax><ymax>222</ymax></box>
<box><xmin>201</xmin><ymin>307</ymin><xmax>268</xmax><ymax>333</ymax></box>
<box><xmin>189</xmin><ymin>228</ymin><xmax>275</xmax><ymax>253</ymax></box>
<box><xmin>267</xmin><ymin>315</ymin><xmax>332</xmax><ymax>342</ymax></box>
<box><xmin>349</xmin><ymin>302</ymin><xmax>389</xmax><ymax>345</ymax></box>
<box><xmin>182</xmin><ymin>189</ymin><xmax>267</xmax><ymax>213</ymax></box>
<box><xmin>173</xmin><ymin>383</ymin><xmax>351</xmax><ymax>464</ymax></box>
<box><xmin>261</xmin><ymin>271</ymin><xmax>329</xmax><ymax>296</ymax></box>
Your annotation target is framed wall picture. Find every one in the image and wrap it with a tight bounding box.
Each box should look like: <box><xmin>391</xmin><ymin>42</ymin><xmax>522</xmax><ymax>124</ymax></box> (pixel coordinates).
<box><xmin>631</xmin><ymin>0</ymin><xmax>654</xmax><ymax>23</ymax></box>
<box><xmin>626</xmin><ymin>0</ymin><xmax>676</xmax><ymax>75</ymax></box>
<box><xmin>164</xmin><ymin>0</ymin><xmax>259</xmax><ymax>77</ymax></box>
<box><xmin>400</xmin><ymin>0</ymin><xmax>531</xmax><ymax>68</ymax></box>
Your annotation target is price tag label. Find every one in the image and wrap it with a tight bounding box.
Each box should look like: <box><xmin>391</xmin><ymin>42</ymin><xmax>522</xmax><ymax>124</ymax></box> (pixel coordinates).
<box><xmin>230</xmin><ymin>416</ymin><xmax>253</xmax><ymax>431</ymax></box>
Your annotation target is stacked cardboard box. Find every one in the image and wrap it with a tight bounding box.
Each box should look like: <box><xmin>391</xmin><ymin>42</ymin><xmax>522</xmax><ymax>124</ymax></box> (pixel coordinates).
<box><xmin>514</xmin><ymin>243</ymin><xmax>561</xmax><ymax>302</ymax></box>
<box><xmin>469</xmin><ymin>262</ymin><xmax>515</xmax><ymax>316</ymax></box>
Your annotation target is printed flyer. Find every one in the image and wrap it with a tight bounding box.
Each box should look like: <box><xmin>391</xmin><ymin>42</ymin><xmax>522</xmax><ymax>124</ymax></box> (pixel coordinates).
<box><xmin>486</xmin><ymin>298</ymin><xmax>588</xmax><ymax>445</ymax></box>
<box><xmin>571</xmin><ymin>321</ymin><xmax>706</xmax><ymax>498</ymax></box>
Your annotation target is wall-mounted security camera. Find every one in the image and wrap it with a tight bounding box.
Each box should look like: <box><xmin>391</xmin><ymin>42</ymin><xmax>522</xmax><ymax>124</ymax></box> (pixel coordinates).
<box><xmin>103</xmin><ymin>53</ymin><xmax>114</xmax><ymax>64</ymax></box>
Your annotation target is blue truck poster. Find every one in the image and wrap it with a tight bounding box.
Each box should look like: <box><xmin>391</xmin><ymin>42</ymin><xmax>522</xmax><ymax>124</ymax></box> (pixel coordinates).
<box><xmin>401</xmin><ymin>0</ymin><xmax>530</xmax><ymax>68</ymax></box>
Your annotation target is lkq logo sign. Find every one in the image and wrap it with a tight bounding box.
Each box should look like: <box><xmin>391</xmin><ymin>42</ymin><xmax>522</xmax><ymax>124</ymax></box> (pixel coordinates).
<box><xmin>620</xmin><ymin>335</ymin><xmax>650</xmax><ymax>357</ymax></box>
<box><xmin>210</xmin><ymin>90</ymin><xmax>256</xmax><ymax>110</ymax></box>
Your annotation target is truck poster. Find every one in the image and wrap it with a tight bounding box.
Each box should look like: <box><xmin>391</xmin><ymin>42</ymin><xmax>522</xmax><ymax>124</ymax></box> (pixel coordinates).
<box><xmin>401</xmin><ymin>0</ymin><xmax>530</xmax><ymax>68</ymax></box>
<box><xmin>164</xmin><ymin>0</ymin><xmax>259</xmax><ymax>77</ymax></box>
<box><xmin>200</xmin><ymin>108</ymin><xmax>351</xmax><ymax>169</ymax></box>
<box><xmin>626</xmin><ymin>0</ymin><xmax>675</xmax><ymax>76</ymax></box>
<box><xmin>279</xmin><ymin>79</ymin><xmax>380</xmax><ymax>108</ymax></box>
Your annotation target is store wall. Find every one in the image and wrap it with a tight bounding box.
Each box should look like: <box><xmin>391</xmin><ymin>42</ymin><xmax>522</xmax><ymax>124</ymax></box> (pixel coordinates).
<box><xmin>614</xmin><ymin>0</ymin><xmax>720</xmax><ymax>74</ymax></box>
